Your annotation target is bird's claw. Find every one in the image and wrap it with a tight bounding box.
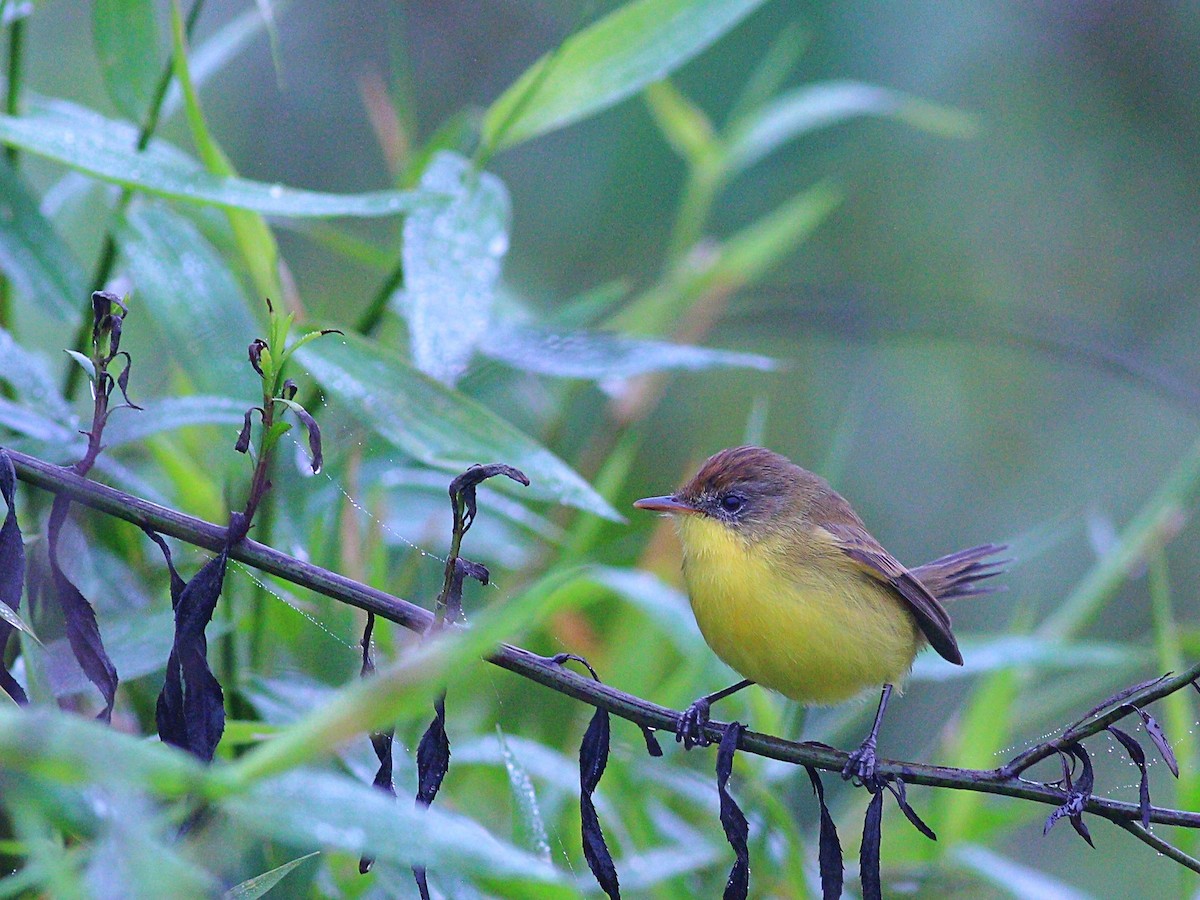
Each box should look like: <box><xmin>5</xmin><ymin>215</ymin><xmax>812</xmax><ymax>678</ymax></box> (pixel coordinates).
<box><xmin>677</xmin><ymin>697</ymin><xmax>713</xmax><ymax>749</ymax></box>
<box><xmin>842</xmin><ymin>737</ymin><xmax>879</xmax><ymax>787</ymax></box>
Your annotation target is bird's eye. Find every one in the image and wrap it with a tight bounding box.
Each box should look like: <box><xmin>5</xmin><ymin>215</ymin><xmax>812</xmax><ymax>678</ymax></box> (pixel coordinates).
<box><xmin>719</xmin><ymin>493</ymin><xmax>745</xmax><ymax>515</ymax></box>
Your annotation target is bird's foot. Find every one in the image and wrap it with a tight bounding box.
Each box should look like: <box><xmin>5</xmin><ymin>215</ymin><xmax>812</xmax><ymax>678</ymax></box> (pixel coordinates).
<box><xmin>842</xmin><ymin>735</ymin><xmax>879</xmax><ymax>787</ymax></box>
<box><xmin>677</xmin><ymin>697</ymin><xmax>713</xmax><ymax>749</ymax></box>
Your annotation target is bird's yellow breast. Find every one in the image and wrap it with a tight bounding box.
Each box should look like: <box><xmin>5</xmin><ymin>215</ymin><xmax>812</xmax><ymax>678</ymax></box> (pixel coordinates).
<box><xmin>676</xmin><ymin>514</ymin><xmax>921</xmax><ymax>705</ymax></box>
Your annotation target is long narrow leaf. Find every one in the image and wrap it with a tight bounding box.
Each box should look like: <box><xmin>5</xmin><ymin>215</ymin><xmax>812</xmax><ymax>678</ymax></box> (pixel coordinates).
<box><xmin>0</xmin><ymin>159</ymin><xmax>86</xmax><ymax>322</ymax></box>
<box><xmin>483</xmin><ymin>0</ymin><xmax>767</xmax><ymax>153</ymax></box>
<box><xmin>0</xmin><ymin>100</ymin><xmax>439</xmax><ymax>218</ymax></box>
<box><xmin>296</xmin><ymin>332</ymin><xmax>619</xmax><ymax>520</ymax></box>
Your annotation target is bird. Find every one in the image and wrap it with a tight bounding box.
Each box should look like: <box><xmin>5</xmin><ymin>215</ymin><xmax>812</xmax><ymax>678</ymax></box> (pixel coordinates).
<box><xmin>634</xmin><ymin>445</ymin><xmax>1006</xmax><ymax>781</ymax></box>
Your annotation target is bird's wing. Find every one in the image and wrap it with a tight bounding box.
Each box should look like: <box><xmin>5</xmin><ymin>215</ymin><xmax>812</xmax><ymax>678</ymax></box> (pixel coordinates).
<box><xmin>820</xmin><ymin>522</ymin><xmax>964</xmax><ymax>666</ymax></box>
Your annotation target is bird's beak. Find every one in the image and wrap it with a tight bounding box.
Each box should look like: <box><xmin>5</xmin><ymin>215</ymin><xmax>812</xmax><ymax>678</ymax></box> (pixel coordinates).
<box><xmin>633</xmin><ymin>495</ymin><xmax>696</xmax><ymax>514</ymax></box>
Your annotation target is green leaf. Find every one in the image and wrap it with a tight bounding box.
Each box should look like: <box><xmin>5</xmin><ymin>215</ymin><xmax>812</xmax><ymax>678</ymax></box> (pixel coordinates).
<box><xmin>495</xmin><ymin>726</ymin><xmax>551</xmax><ymax>862</ymax></box>
<box><xmin>0</xmin><ymin>157</ymin><xmax>86</xmax><ymax>321</ymax></box>
<box><xmin>643</xmin><ymin>80</ymin><xmax>717</xmax><ymax>168</ymax></box>
<box><xmin>392</xmin><ymin>151</ymin><xmax>510</xmax><ymax>385</ymax></box>
<box><xmin>0</xmin><ymin>396</ymin><xmax>73</xmax><ymax>443</ymax></box>
<box><xmin>92</xmin><ymin>0</ymin><xmax>163</xmax><ymax>121</ymax></box>
<box><xmin>62</xmin><ymin>350</ymin><xmax>95</xmax><ymax>383</ymax></box>
<box><xmin>478</xmin><ymin>321</ymin><xmax>776</xmax><ymax>380</ymax></box>
<box><xmin>481</xmin><ymin>0</ymin><xmax>768</xmax><ymax>153</ymax></box>
<box><xmin>586</xmin><ymin>565</ymin><xmax>704</xmax><ymax>653</ymax></box>
<box><xmin>0</xmin><ymin>327</ymin><xmax>71</xmax><ymax>419</ymax></box>
<box><xmin>117</xmin><ymin>202</ymin><xmax>259</xmax><ymax>397</ymax></box>
<box><xmin>170</xmin><ymin>0</ymin><xmax>281</xmax><ymax>300</ymax></box>
<box><xmin>296</xmin><ymin>332</ymin><xmax>620</xmax><ymax>520</ymax></box>
<box><xmin>909</xmin><ymin>635</ymin><xmax>1138</xmax><ymax>682</ymax></box>
<box><xmin>725</xmin><ymin>80</ymin><xmax>978</xmax><ymax>177</ymax></box>
<box><xmin>952</xmin><ymin>845</ymin><xmax>1094</xmax><ymax>899</ymax></box>
<box><xmin>0</xmin><ymin>706</ymin><xmax>207</xmax><ymax>798</ymax></box>
<box><xmin>222</xmin><ymin>770</ymin><xmax>561</xmax><ymax>884</ymax></box>
<box><xmin>0</xmin><ymin>99</ymin><xmax>441</xmax><ymax>218</ymax></box>
<box><xmin>615</xmin><ymin>180</ymin><xmax>841</xmax><ymax>335</ymax></box>
<box><xmin>223</xmin><ymin>852</ymin><xmax>318</xmax><ymax>900</ymax></box>
<box><xmin>101</xmin><ymin>395</ymin><xmax>249</xmax><ymax>447</ymax></box>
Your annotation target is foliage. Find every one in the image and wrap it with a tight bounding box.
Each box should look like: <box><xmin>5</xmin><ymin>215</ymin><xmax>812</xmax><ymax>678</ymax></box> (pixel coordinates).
<box><xmin>0</xmin><ymin>1</ymin><xmax>1197</xmax><ymax>898</ymax></box>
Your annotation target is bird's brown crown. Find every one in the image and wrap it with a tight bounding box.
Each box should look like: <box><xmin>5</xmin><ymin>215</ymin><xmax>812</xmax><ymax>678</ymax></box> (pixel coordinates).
<box><xmin>679</xmin><ymin>446</ymin><xmax>803</xmax><ymax>502</ymax></box>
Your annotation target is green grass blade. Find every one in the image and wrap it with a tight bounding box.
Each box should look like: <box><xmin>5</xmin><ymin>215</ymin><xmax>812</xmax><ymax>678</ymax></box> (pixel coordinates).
<box><xmin>482</xmin><ymin>0</ymin><xmax>768</xmax><ymax>154</ymax></box>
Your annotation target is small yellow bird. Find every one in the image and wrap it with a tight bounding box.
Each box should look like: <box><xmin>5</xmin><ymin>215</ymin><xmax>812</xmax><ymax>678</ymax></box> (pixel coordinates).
<box><xmin>635</xmin><ymin>446</ymin><xmax>1006</xmax><ymax>780</ymax></box>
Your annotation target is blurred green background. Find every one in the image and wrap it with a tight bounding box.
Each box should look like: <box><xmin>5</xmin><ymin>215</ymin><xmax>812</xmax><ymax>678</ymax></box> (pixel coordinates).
<box><xmin>4</xmin><ymin>0</ymin><xmax>1200</xmax><ymax>896</ymax></box>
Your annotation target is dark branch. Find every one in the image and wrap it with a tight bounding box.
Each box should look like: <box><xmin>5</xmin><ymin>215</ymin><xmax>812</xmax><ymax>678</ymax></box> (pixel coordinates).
<box><xmin>6</xmin><ymin>446</ymin><xmax>1200</xmax><ymax>855</ymax></box>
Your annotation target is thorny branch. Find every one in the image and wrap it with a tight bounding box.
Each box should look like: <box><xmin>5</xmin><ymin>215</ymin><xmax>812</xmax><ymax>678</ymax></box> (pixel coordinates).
<box><xmin>5</xmin><ymin>446</ymin><xmax>1200</xmax><ymax>870</ymax></box>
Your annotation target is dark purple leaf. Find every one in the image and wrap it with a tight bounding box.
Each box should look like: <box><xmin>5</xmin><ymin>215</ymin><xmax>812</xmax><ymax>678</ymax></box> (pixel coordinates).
<box><xmin>885</xmin><ymin>777</ymin><xmax>936</xmax><ymax>841</ymax></box>
<box><xmin>641</xmin><ymin>726</ymin><xmax>663</xmax><ymax>757</ymax></box>
<box><xmin>716</xmin><ymin>722</ymin><xmax>749</xmax><ymax>900</ymax></box>
<box><xmin>1078</xmin><ymin>675</ymin><xmax>1170</xmax><ymax>723</ymax></box>
<box><xmin>288</xmin><ymin>402</ymin><xmax>323</xmax><ymax>474</ymax></box>
<box><xmin>804</xmin><ymin>766</ymin><xmax>842</xmax><ymax>900</ymax></box>
<box><xmin>1107</xmin><ymin>725</ymin><xmax>1151</xmax><ymax>828</ymax></box>
<box><xmin>235</xmin><ymin>408</ymin><xmax>257</xmax><ymax>455</ymax></box>
<box><xmin>580</xmin><ymin>705</ymin><xmax>619</xmax><ymax>899</ymax></box>
<box><xmin>1042</xmin><ymin>745</ymin><xmax>1095</xmax><ymax>848</ymax></box>
<box><xmin>449</xmin><ymin>463</ymin><xmax>530</xmax><ymax>534</ymax></box>
<box><xmin>141</xmin><ymin>529</ymin><xmax>186</xmax><ymax>605</ymax></box>
<box><xmin>168</xmin><ymin>549</ymin><xmax>229</xmax><ymax>761</ymax></box>
<box><xmin>113</xmin><ymin>353</ymin><xmax>142</xmax><ymax>410</ymax></box>
<box><xmin>47</xmin><ymin>496</ymin><xmax>117</xmax><ymax>721</ymax></box>
<box><xmin>860</xmin><ymin>788</ymin><xmax>884</xmax><ymax>900</ymax></box>
<box><xmin>248</xmin><ymin>338</ymin><xmax>267</xmax><ymax>376</ymax></box>
<box><xmin>1136</xmin><ymin>708</ymin><xmax>1179</xmax><ymax>777</ymax></box>
<box><xmin>416</xmin><ymin>693</ymin><xmax>450</xmax><ymax>805</ymax></box>
<box><xmin>358</xmin><ymin>612</ymin><xmax>396</xmax><ymax>875</ymax></box>
<box><xmin>0</xmin><ymin>449</ymin><xmax>28</xmax><ymax>705</ymax></box>
<box><xmin>144</xmin><ymin>528</ymin><xmax>189</xmax><ymax>751</ymax></box>
<box><xmin>413</xmin><ymin>692</ymin><xmax>450</xmax><ymax>897</ymax></box>
<box><xmin>281</xmin><ymin>378</ymin><xmax>298</xmax><ymax>401</ymax></box>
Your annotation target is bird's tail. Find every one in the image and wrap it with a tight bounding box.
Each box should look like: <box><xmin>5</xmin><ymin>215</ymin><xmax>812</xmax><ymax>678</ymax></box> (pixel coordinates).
<box><xmin>912</xmin><ymin>544</ymin><xmax>1009</xmax><ymax>602</ymax></box>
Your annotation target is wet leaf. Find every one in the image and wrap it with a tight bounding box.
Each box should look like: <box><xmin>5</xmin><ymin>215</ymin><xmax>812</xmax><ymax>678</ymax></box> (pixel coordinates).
<box><xmin>119</xmin><ymin>203</ymin><xmax>259</xmax><ymax>397</ymax></box>
<box><xmin>297</xmin><ymin>332</ymin><xmax>619</xmax><ymax>520</ymax></box>
<box><xmin>0</xmin><ymin>99</ymin><xmax>440</xmax><ymax>217</ymax></box>
<box><xmin>478</xmin><ymin>321</ymin><xmax>776</xmax><ymax>381</ymax></box>
<box><xmin>393</xmin><ymin>152</ymin><xmax>510</xmax><ymax>385</ymax></box>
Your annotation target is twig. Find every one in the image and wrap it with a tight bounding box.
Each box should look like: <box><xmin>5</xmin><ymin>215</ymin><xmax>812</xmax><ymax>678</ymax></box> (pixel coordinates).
<box><xmin>1116</xmin><ymin>819</ymin><xmax>1200</xmax><ymax>873</ymax></box>
<box><xmin>5</xmin><ymin>446</ymin><xmax>1200</xmax><ymax>837</ymax></box>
